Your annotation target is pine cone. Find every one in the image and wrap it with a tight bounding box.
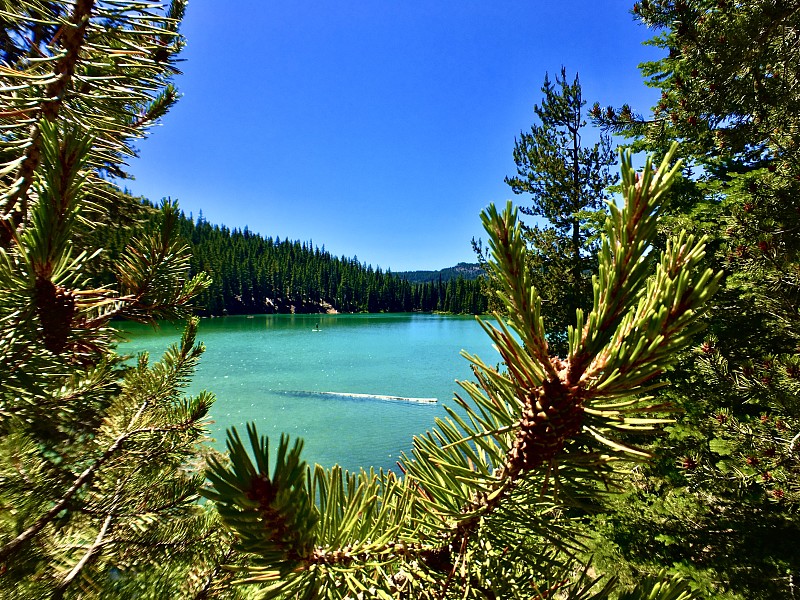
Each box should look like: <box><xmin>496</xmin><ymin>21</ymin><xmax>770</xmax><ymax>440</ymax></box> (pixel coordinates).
<box><xmin>34</xmin><ymin>277</ymin><xmax>75</xmax><ymax>353</ymax></box>
<box><xmin>420</xmin><ymin>545</ymin><xmax>452</xmax><ymax>574</ymax></box>
<box><xmin>509</xmin><ymin>380</ymin><xmax>584</xmax><ymax>473</ymax></box>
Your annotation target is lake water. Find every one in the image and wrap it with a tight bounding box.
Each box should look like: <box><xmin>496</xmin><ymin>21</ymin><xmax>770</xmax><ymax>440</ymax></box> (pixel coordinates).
<box><xmin>119</xmin><ymin>313</ymin><xmax>499</xmax><ymax>472</ymax></box>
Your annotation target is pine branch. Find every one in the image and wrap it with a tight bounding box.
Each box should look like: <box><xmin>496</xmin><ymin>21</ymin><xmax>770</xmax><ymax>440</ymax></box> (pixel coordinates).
<box><xmin>2</xmin><ymin>0</ymin><xmax>189</xmax><ymax>232</ymax></box>
<box><xmin>413</xmin><ymin>143</ymin><xmax>717</xmax><ymax>526</ymax></box>
<box><xmin>406</xmin><ymin>146</ymin><xmax>720</xmax><ymax>579</ymax></box>
<box><xmin>53</xmin><ymin>481</ymin><xmax>121</xmax><ymax>598</ymax></box>
<box><xmin>192</xmin><ymin>546</ymin><xmax>238</xmax><ymax>600</ymax></box>
<box><xmin>102</xmin><ymin>199</ymin><xmax>211</xmax><ymax>323</ymax></box>
<box><xmin>2</xmin><ymin>0</ymin><xmax>95</xmax><ymax>222</ymax></box>
<box><xmin>0</xmin><ymin>418</ymin><xmax>203</xmax><ymax>564</ymax></box>
<box><xmin>0</xmin><ymin>318</ymin><xmax>208</xmax><ymax>565</ymax></box>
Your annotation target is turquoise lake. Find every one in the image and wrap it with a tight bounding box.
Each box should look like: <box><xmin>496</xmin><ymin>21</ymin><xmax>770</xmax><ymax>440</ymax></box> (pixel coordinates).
<box><xmin>120</xmin><ymin>313</ymin><xmax>499</xmax><ymax>473</ymax></box>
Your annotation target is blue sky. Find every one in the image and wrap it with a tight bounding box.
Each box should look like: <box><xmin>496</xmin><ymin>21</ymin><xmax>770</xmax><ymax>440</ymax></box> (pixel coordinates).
<box><xmin>128</xmin><ymin>0</ymin><xmax>662</xmax><ymax>272</ymax></box>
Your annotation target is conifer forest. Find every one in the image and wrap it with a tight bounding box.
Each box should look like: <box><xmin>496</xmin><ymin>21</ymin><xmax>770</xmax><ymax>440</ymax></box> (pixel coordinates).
<box><xmin>101</xmin><ymin>204</ymin><xmax>489</xmax><ymax>315</ymax></box>
<box><xmin>177</xmin><ymin>212</ymin><xmax>488</xmax><ymax>316</ymax></box>
<box><xmin>1</xmin><ymin>2</ymin><xmax>798</xmax><ymax>599</ymax></box>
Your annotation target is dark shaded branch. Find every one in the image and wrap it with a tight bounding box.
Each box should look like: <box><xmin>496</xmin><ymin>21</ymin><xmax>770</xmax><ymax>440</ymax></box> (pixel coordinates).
<box><xmin>53</xmin><ymin>485</ymin><xmax>121</xmax><ymax>599</ymax></box>
<box><xmin>0</xmin><ymin>419</ymin><xmax>197</xmax><ymax>563</ymax></box>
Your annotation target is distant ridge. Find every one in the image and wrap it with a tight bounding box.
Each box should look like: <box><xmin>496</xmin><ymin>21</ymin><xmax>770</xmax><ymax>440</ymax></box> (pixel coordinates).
<box><xmin>395</xmin><ymin>262</ymin><xmax>484</xmax><ymax>285</ymax></box>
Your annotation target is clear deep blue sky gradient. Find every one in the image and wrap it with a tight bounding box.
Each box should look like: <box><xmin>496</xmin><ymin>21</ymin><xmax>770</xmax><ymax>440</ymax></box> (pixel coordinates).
<box><xmin>128</xmin><ymin>1</ymin><xmax>662</xmax><ymax>272</ymax></box>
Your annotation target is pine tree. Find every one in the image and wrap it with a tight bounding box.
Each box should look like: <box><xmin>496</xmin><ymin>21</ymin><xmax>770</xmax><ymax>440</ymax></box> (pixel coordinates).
<box><xmin>0</xmin><ymin>3</ymin><xmax>240</xmax><ymax>597</ymax></box>
<box><xmin>587</xmin><ymin>2</ymin><xmax>800</xmax><ymax>597</ymax></box>
<box><xmin>203</xmin><ymin>146</ymin><xmax>720</xmax><ymax>599</ymax></box>
<box><xmin>0</xmin><ymin>0</ymin><xmax>187</xmax><ymax>249</ymax></box>
<box><xmin>504</xmin><ymin>68</ymin><xmax>618</xmax><ymax>353</ymax></box>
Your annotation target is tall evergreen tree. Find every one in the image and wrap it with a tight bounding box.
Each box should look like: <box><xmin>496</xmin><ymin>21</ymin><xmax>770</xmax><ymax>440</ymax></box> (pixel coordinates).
<box><xmin>587</xmin><ymin>3</ymin><xmax>800</xmax><ymax>597</ymax></box>
<box><xmin>0</xmin><ymin>3</ymin><xmax>243</xmax><ymax>597</ymax></box>
<box><xmin>504</xmin><ymin>68</ymin><xmax>618</xmax><ymax>353</ymax></box>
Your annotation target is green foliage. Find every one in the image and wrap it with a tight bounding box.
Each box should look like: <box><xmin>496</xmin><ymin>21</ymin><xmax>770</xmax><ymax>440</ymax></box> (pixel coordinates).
<box><xmin>601</xmin><ymin>0</ymin><xmax>800</xmax><ymax>174</ymax></box>
<box><xmin>0</xmin><ymin>0</ymin><xmax>187</xmax><ymax>269</ymax></box>
<box><xmin>617</xmin><ymin>570</ymin><xmax>697</xmax><ymax>600</ymax></box>
<box><xmin>0</xmin><ymin>120</ymin><xmax>217</xmax><ymax>598</ymax></box>
<box><xmin>0</xmin><ymin>0</ymin><xmax>186</xmax><ymax>193</ymax></box>
<box><xmin>0</xmin><ymin>2</ymin><xmax>241</xmax><ymax>597</ymax></box>
<box><xmin>116</xmin><ymin>200</ymin><xmax>211</xmax><ymax>322</ymax></box>
<box><xmin>4</xmin><ymin>2</ymin><xmax>790</xmax><ymax>598</ymax></box>
<box><xmin>204</xmin><ymin>146</ymin><xmax>720</xmax><ymax>599</ymax></box>
<box><xmin>205</xmin><ymin>428</ymin><xmax>319</xmax><ymax>577</ymax></box>
<box><xmin>204</xmin><ymin>428</ymin><xmax>421</xmax><ymax>599</ymax></box>
<box><xmin>507</xmin><ymin>68</ymin><xmax>617</xmax><ymax>230</ymax></box>
<box><xmin>585</xmin><ymin>2</ymin><xmax>800</xmax><ymax>597</ymax></box>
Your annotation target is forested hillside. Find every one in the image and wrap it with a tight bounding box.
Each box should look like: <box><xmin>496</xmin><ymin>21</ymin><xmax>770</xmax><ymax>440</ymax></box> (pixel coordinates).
<box><xmin>174</xmin><ymin>211</ymin><xmax>488</xmax><ymax>315</ymax></box>
<box><xmin>394</xmin><ymin>262</ymin><xmax>484</xmax><ymax>284</ymax></box>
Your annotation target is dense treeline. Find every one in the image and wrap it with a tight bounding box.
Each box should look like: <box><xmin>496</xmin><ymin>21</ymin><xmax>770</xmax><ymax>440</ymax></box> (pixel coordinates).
<box><xmin>174</xmin><ymin>211</ymin><xmax>488</xmax><ymax>316</ymax></box>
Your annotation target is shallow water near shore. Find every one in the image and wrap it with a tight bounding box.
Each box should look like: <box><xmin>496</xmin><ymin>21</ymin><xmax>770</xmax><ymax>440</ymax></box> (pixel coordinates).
<box><xmin>119</xmin><ymin>313</ymin><xmax>497</xmax><ymax>472</ymax></box>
